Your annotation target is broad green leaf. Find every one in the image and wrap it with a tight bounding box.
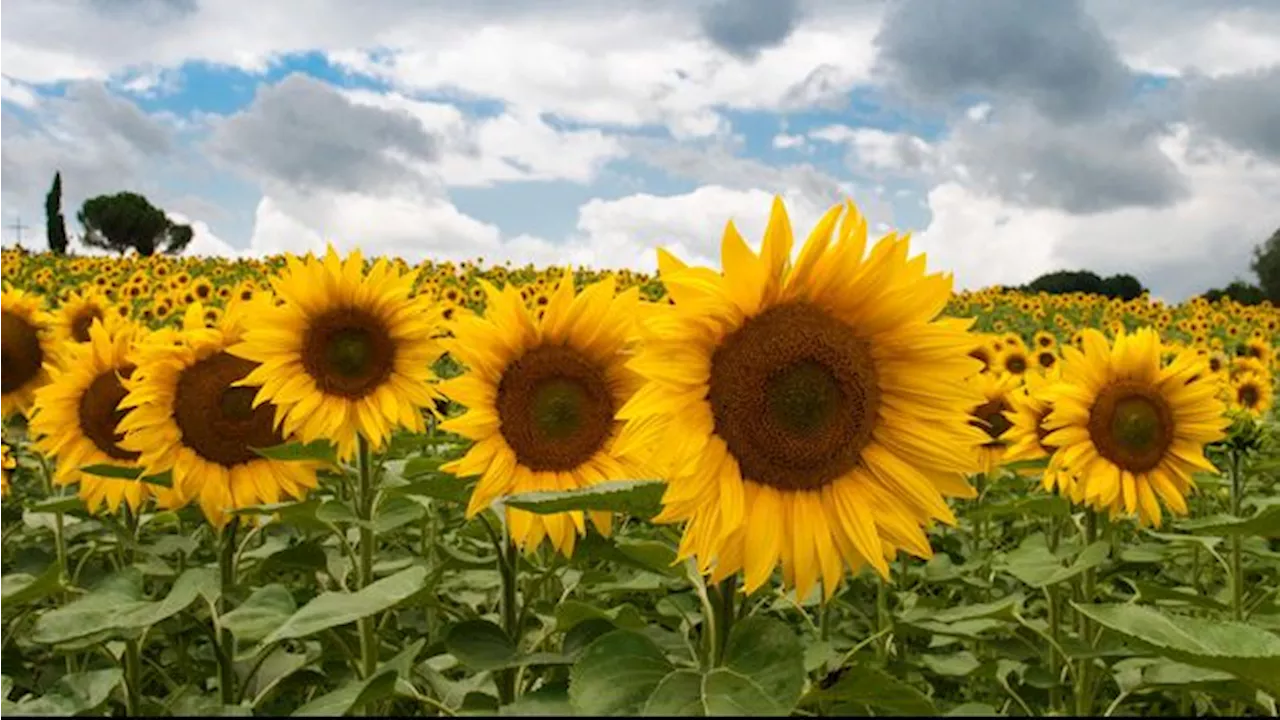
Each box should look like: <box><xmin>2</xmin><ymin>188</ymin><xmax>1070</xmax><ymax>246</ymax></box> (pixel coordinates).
<box><xmin>26</xmin><ymin>496</ymin><xmax>84</xmax><ymax>514</ymax></box>
<box><xmin>921</xmin><ymin>651</ymin><xmax>982</xmax><ymax>677</ymax></box>
<box><xmin>290</xmin><ymin>639</ymin><xmax>423</xmax><ymax>716</ymax></box>
<box><xmin>707</xmin><ymin>616</ymin><xmax>804</xmax><ymax>716</ymax></box>
<box><xmin>78</xmin><ymin>464</ymin><xmax>173</xmax><ymax>487</ymax></box>
<box><xmin>505</xmin><ymin>479</ymin><xmax>665</xmax><ymax>518</ymax></box>
<box><xmin>446</xmin><ymin>620</ymin><xmax>516</xmax><ymax>671</ymax></box>
<box><xmin>10</xmin><ymin>668</ymin><xmax>122</xmax><ymax>716</ymax></box>
<box><xmin>641</xmin><ymin>670</ymin><xmax>705</xmax><ymax>715</ymax></box>
<box><xmin>32</xmin><ymin>568</ymin><xmax>217</xmax><ymax>644</ymax></box>
<box><xmin>1141</xmin><ymin>660</ymin><xmax>1236</xmax><ymax>687</ymax></box>
<box><xmin>501</xmin><ymin>683</ymin><xmax>575</xmax><ymax>717</ymax></box>
<box><xmin>389</xmin><ymin>473</ymin><xmax>474</xmax><ymax>505</ymax></box>
<box><xmin>1073</xmin><ymin>602</ymin><xmax>1280</xmax><ymax>695</ymax></box>
<box><xmin>1178</xmin><ymin>505</ymin><xmax>1280</xmax><ymax>538</ymax></box>
<box><xmin>221</xmin><ymin>584</ymin><xmax>297</xmax><ymax>646</ymax></box>
<box><xmin>1000</xmin><ymin>540</ymin><xmax>1109</xmax><ymax>588</ymax></box>
<box><xmin>251</xmin><ymin>439</ymin><xmax>337</xmax><ymax>465</ymax></box>
<box><xmin>969</xmin><ymin>494</ymin><xmax>1069</xmax><ymax>520</ymax></box>
<box><xmin>261</xmin><ymin>565</ymin><xmax>427</xmax><ymax>645</ymax></box>
<box><xmin>819</xmin><ymin>666</ymin><xmax>936</xmax><ymax>716</ymax></box>
<box><xmin>373</xmin><ymin>496</ymin><xmax>426</xmax><ymax>534</ymax></box>
<box><xmin>1126</xmin><ymin>580</ymin><xmax>1230</xmax><ymax>612</ymax></box>
<box><xmin>902</xmin><ymin>594</ymin><xmax>1023</xmax><ymax>625</ymax></box>
<box><xmin>1</xmin><ymin>564</ymin><xmax>62</xmax><ymax>615</ymax></box>
<box><xmin>946</xmin><ymin>702</ymin><xmax>1003</xmax><ymax>716</ymax></box>
<box><xmin>569</xmin><ymin>630</ymin><xmax>676</xmax><ymax>716</ymax></box>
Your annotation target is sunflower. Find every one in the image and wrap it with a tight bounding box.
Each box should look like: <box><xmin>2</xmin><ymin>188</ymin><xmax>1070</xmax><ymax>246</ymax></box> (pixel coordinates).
<box><xmin>230</xmin><ymin>247</ymin><xmax>447</xmax><ymax>462</ymax></box>
<box><xmin>967</xmin><ymin>371</ymin><xmax>1022</xmax><ymax>476</ymax></box>
<box><xmin>2</xmin><ymin>287</ymin><xmax>58</xmax><ymax>419</ymax></box>
<box><xmin>119</xmin><ymin>304</ymin><xmax>318</xmax><ymax>527</ymax></box>
<box><xmin>618</xmin><ymin>197</ymin><xmax>987</xmax><ymax>600</ymax></box>
<box><xmin>1034</xmin><ymin>348</ymin><xmax>1058</xmax><ymax>372</ymax></box>
<box><xmin>52</xmin><ymin>289</ymin><xmax>116</xmax><ymax>344</ymax></box>
<box><xmin>1</xmin><ymin>442</ymin><xmax>14</xmax><ymax>498</ymax></box>
<box><xmin>28</xmin><ymin>320</ymin><xmax>180</xmax><ymax>514</ymax></box>
<box><xmin>999</xmin><ymin>347</ymin><xmax>1030</xmax><ymax>376</ymax></box>
<box><xmin>1239</xmin><ymin>337</ymin><xmax>1275</xmax><ymax>368</ymax></box>
<box><xmin>439</xmin><ymin>273</ymin><xmax>646</xmax><ymax>556</ymax></box>
<box><xmin>1041</xmin><ymin>328</ymin><xmax>1228</xmax><ymax>527</ymax></box>
<box><xmin>1230</xmin><ymin>371</ymin><xmax>1273</xmax><ymax>417</ymax></box>
<box><xmin>1002</xmin><ymin>368</ymin><xmax>1079</xmax><ymax>500</ymax></box>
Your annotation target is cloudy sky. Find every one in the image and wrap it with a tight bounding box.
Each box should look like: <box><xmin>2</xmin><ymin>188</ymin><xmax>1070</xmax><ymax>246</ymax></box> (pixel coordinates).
<box><xmin>3</xmin><ymin>0</ymin><xmax>1279</xmax><ymax>300</ymax></box>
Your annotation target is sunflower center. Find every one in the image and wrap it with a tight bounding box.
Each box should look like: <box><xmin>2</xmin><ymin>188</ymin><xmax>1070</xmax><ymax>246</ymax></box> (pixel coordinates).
<box><xmin>1</xmin><ymin>311</ymin><xmax>44</xmax><ymax>395</ymax></box>
<box><xmin>1004</xmin><ymin>353</ymin><xmax>1028</xmax><ymax>374</ymax></box>
<box><xmin>301</xmin><ymin>308</ymin><xmax>395</xmax><ymax>398</ymax></box>
<box><xmin>174</xmin><ymin>351</ymin><xmax>285</xmax><ymax>467</ymax></box>
<box><xmin>71</xmin><ymin>307</ymin><xmax>104</xmax><ymax>343</ymax></box>
<box><xmin>495</xmin><ymin>345</ymin><xmax>614</xmax><ymax>472</ymax></box>
<box><xmin>78</xmin><ymin>367</ymin><xmax>140</xmax><ymax>462</ymax></box>
<box><xmin>708</xmin><ymin>302</ymin><xmax>879</xmax><ymax>492</ymax></box>
<box><xmin>1087</xmin><ymin>382</ymin><xmax>1174</xmax><ymax>473</ymax></box>
<box><xmin>1238</xmin><ymin>384</ymin><xmax>1260</xmax><ymax>408</ymax></box>
<box><xmin>1037</xmin><ymin>351</ymin><xmax>1056</xmax><ymax>369</ymax></box>
<box><xmin>969</xmin><ymin>398</ymin><xmax>1013</xmax><ymax>447</ymax></box>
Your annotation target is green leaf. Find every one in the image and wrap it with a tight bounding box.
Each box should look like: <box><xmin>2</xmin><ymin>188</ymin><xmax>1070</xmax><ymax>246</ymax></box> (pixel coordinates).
<box><xmin>501</xmin><ymin>683</ymin><xmax>575</xmax><ymax>716</ymax></box>
<box><xmin>388</xmin><ymin>473</ymin><xmax>474</xmax><ymax>505</ymax></box>
<box><xmin>221</xmin><ymin>584</ymin><xmax>297</xmax><ymax>646</ymax></box>
<box><xmin>251</xmin><ymin>439</ymin><xmax>337</xmax><ymax>465</ymax></box>
<box><xmin>969</xmin><ymin>494</ymin><xmax>1070</xmax><ymax>520</ymax></box>
<box><xmin>707</xmin><ymin>616</ymin><xmax>804</xmax><ymax>716</ymax></box>
<box><xmin>446</xmin><ymin>620</ymin><xmax>516</xmax><ymax>671</ymax></box>
<box><xmin>1000</xmin><ymin>539</ymin><xmax>1109</xmax><ymax>588</ymax></box>
<box><xmin>290</xmin><ymin>638</ymin><xmax>423</xmax><ymax>716</ymax></box>
<box><xmin>10</xmin><ymin>668</ymin><xmax>122</xmax><ymax>716</ymax></box>
<box><xmin>569</xmin><ymin>630</ymin><xmax>676</xmax><ymax>716</ymax></box>
<box><xmin>373</xmin><ymin>496</ymin><xmax>426</xmax><ymax>534</ymax></box>
<box><xmin>26</xmin><ymin>495</ymin><xmax>84</xmax><ymax>514</ymax></box>
<box><xmin>819</xmin><ymin>666</ymin><xmax>936</xmax><ymax>716</ymax></box>
<box><xmin>1</xmin><ymin>564</ymin><xmax>63</xmax><ymax>615</ymax></box>
<box><xmin>946</xmin><ymin>702</ymin><xmax>1003</xmax><ymax>716</ymax></box>
<box><xmin>902</xmin><ymin>594</ymin><xmax>1023</xmax><ymax>625</ymax></box>
<box><xmin>1126</xmin><ymin>580</ymin><xmax>1230</xmax><ymax>612</ymax></box>
<box><xmin>1178</xmin><ymin>505</ymin><xmax>1280</xmax><ymax>538</ymax></box>
<box><xmin>32</xmin><ymin>568</ymin><xmax>217</xmax><ymax>644</ymax></box>
<box><xmin>921</xmin><ymin>651</ymin><xmax>982</xmax><ymax>677</ymax></box>
<box><xmin>1073</xmin><ymin>603</ymin><xmax>1280</xmax><ymax>695</ymax></box>
<box><xmin>641</xmin><ymin>670</ymin><xmax>705</xmax><ymax>715</ymax></box>
<box><xmin>261</xmin><ymin>565</ymin><xmax>427</xmax><ymax>645</ymax></box>
<box><xmin>77</xmin><ymin>464</ymin><xmax>173</xmax><ymax>487</ymax></box>
<box><xmin>505</xmin><ymin>479</ymin><xmax>666</xmax><ymax>518</ymax></box>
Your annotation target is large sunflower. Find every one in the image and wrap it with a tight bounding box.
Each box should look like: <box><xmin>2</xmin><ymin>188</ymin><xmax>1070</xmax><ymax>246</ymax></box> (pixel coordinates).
<box><xmin>1002</xmin><ymin>368</ymin><xmax>1080</xmax><ymax>501</ymax></box>
<box><xmin>229</xmin><ymin>247</ymin><xmax>446</xmax><ymax>462</ymax></box>
<box><xmin>120</xmin><ymin>304</ymin><xmax>318</xmax><ymax>527</ymax></box>
<box><xmin>2</xmin><ymin>287</ymin><xmax>58</xmax><ymax>419</ymax></box>
<box><xmin>28</xmin><ymin>320</ymin><xmax>181</xmax><ymax>514</ymax></box>
<box><xmin>617</xmin><ymin>197</ymin><xmax>988</xmax><ymax>600</ymax></box>
<box><xmin>1041</xmin><ymin>328</ymin><xmax>1228</xmax><ymax>527</ymax></box>
<box><xmin>440</xmin><ymin>273</ymin><xmax>647</xmax><ymax>556</ymax></box>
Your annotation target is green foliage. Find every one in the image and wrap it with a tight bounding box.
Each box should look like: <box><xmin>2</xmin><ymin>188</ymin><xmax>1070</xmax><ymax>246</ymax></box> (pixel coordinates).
<box><xmin>1023</xmin><ymin>269</ymin><xmax>1148</xmax><ymax>300</ymax></box>
<box><xmin>1202</xmin><ymin>280</ymin><xmax>1267</xmax><ymax>306</ymax></box>
<box><xmin>1252</xmin><ymin>226</ymin><xmax>1280</xmax><ymax>303</ymax></box>
<box><xmin>76</xmin><ymin>191</ymin><xmax>194</xmax><ymax>256</ymax></box>
<box><xmin>43</xmin><ymin>172</ymin><xmax>68</xmax><ymax>255</ymax></box>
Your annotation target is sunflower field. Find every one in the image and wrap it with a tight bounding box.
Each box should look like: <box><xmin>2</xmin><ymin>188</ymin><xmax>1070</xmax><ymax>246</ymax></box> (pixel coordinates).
<box><xmin>1</xmin><ymin>197</ymin><xmax>1278</xmax><ymax>717</ymax></box>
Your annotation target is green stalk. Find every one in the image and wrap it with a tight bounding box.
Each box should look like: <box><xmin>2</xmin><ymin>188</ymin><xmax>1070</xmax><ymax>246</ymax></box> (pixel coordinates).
<box><xmin>217</xmin><ymin>519</ymin><xmax>239</xmax><ymax>706</ymax></box>
<box><xmin>875</xmin><ymin>575</ymin><xmax>890</xmax><ymax>664</ymax></box>
<box><xmin>355</xmin><ymin>436</ymin><xmax>379</xmax><ymax>681</ymax></box>
<box><xmin>496</xmin><ymin>531</ymin><xmax>521</xmax><ymax>705</ymax></box>
<box><xmin>36</xmin><ymin>456</ymin><xmax>69</xmax><ymax>585</ymax></box>
<box><xmin>124</xmin><ymin>638</ymin><xmax>143</xmax><ymax>715</ymax></box>
<box><xmin>1228</xmin><ymin>449</ymin><xmax>1245</xmax><ymax>622</ymax></box>
<box><xmin>1047</xmin><ymin>512</ymin><xmax>1062</xmax><ymax>714</ymax></box>
<box><xmin>713</xmin><ymin>576</ymin><xmax>737</xmax><ymax>665</ymax></box>
<box><xmin>1074</xmin><ymin>511</ymin><xmax>1098</xmax><ymax>717</ymax></box>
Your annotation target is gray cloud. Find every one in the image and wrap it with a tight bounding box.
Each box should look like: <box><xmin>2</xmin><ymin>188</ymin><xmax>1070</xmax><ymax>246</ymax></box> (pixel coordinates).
<box><xmin>206</xmin><ymin>73</ymin><xmax>440</xmax><ymax>194</ymax></box>
<box><xmin>940</xmin><ymin>105</ymin><xmax>1187</xmax><ymax>214</ymax></box>
<box><xmin>700</xmin><ymin>0</ymin><xmax>802</xmax><ymax>60</ymax></box>
<box><xmin>875</xmin><ymin>0</ymin><xmax>1132</xmax><ymax>120</ymax></box>
<box><xmin>1187</xmin><ymin>66</ymin><xmax>1280</xmax><ymax>160</ymax></box>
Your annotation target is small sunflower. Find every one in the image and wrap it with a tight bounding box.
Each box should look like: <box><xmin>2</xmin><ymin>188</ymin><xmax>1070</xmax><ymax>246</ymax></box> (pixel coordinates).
<box><xmin>619</xmin><ymin>197</ymin><xmax>987</xmax><ymax>600</ymax></box>
<box><xmin>230</xmin><ymin>247</ymin><xmax>447</xmax><ymax>461</ymax></box>
<box><xmin>52</xmin><ymin>289</ymin><xmax>116</xmax><ymax>344</ymax></box>
<box><xmin>440</xmin><ymin>274</ymin><xmax>647</xmax><ymax>556</ymax></box>
<box><xmin>28</xmin><ymin>320</ymin><xmax>180</xmax><ymax>514</ymax></box>
<box><xmin>120</xmin><ymin>304</ymin><xmax>318</xmax><ymax>527</ymax></box>
<box><xmin>1042</xmin><ymin>328</ymin><xmax>1228</xmax><ymax>527</ymax></box>
<box><xmin>999</xmin><ymin>347</ymin><xmax>1030</xmax><ymax>376</ymax></box>
<box><xmin>1</xmin><ymin>442</ymin><xmax>15</xmax><ymax>498</ymax></box>
<box><xmin>1002</xmin><ymin>368</ymin><xmax>1079</xmax><ymax>500</ymax></box>
<box><xmin>967</xmin><ymin>371</ymin><xmax>1022</xmax><ymax>476</ymax></box>
<box><xmin>1034</xmin><ymin>348</ymin><xmax>1058</xmax><ymax>372</ymax></box>
<box><xmin>2</xmin><ymin>287</ymin><xmax>58</xmax><ymax>419</ymax></box>
<box><xmin>1231</xmin><ymin>371</ymin><xmax>1273</xmax><ymax>417</ymax></box>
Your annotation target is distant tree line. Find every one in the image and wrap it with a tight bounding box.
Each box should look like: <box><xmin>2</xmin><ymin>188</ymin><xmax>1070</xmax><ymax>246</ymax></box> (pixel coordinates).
<box><xmin>40</xmin><ymin>171</ymin><xmax>192</xmax><ymax>257</ymax></box>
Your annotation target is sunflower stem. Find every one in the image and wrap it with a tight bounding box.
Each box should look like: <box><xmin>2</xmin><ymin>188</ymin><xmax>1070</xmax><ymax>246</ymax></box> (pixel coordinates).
<box><xmin>124</xmin><ymin>637</ymin><xmax>143</xmax><ymax>716</ymax></box>
<box><xmin>1228</xmin><ymin>449</ymin><xmax>1245</xmax><ymax>622</ymax></box>
<box><xmin>355</xmin><ymin>436</ymin><xmax>379</xmax><ymax>686</ymax></box>
<box><xmin>1074</xmin><ymin>510</ymin><xmax>1099</xmax><ymax>717</ymax></box>
<box><xmin>495</xmin><ymin>528</ymin><xmax>521</xmax><ymax>706</ymax></box>
<box><xmin>36</xmin><ymin>454</ymin><xmax>69</xmax><ymax>585</ymax></box>
<box><xmin>217</xmin><ymin>518</ymin><xmax>239</xmax><ymax>706</ymax></box>
<box><xmin>875</xmin><ymin>574</ymin><xmax>890</xmax><ymax>665</ymax></box>
<box><xmin>712</xmin><ymin>576</ymin><xmax>737</xmax><ymax>666</ymax></box>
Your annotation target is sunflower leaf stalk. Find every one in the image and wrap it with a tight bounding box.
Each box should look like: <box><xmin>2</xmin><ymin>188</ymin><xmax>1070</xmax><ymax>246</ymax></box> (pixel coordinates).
<box><xmin>1074</xmin><ymin>510</ymin><xmax>1099</xmax><ymax>717</ymax></box>
<box><xmin>355</xmin><ymin>435</ymin><xmax>379</xmax><ymax>682</ymax></box>
<box><xmin>216</xmin><ymin>518</ymin><xmax>239</xmax><ymax>706</ymax></box>
<box><xmin>1228</xmin><ymin>448</ymin><xmax>1245</xmax><ymax>622</ymax></box>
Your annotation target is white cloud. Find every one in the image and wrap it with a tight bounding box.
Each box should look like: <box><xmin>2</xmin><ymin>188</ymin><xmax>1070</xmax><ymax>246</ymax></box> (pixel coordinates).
<box><xmin>1</xmin><ymin>77</ymin><xmax>40</xmax><ymax>108</ymax></box>
<box><xmin>1089</xmin><ymin>1</ymin><xmax>1280</xmax><ymax>77</ymax></box>
<box><xmin>915</xmin><ymin>125</ymin><xmax>1280</xmax><ymax>299</ymax></box>
<box><xmin>772</xmin><ymin>133</ymin><xmax>806</xmax><ymax>150</ymax></box>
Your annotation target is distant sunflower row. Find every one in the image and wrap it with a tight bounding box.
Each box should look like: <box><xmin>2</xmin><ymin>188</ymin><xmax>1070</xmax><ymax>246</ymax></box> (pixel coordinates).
<box><xmin>1</xmin><ymin>197</ymin><xmax>1275</xmax><ymax>601</ymax></box>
